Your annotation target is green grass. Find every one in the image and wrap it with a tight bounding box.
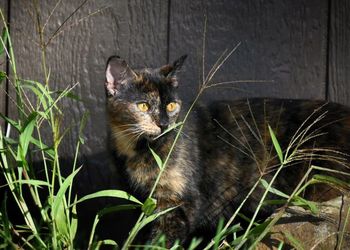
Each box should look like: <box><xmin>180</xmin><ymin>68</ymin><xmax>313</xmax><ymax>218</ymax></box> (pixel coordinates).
<box><xmin>0</xmin><ymin>4</ymin><xmax>350</xmax><ymax>250</ymax></box>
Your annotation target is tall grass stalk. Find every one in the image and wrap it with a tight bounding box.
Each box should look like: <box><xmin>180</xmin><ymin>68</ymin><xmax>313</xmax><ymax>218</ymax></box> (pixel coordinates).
<box><xmin>0</xmin><ymin>3</ymin><xmax>107</xmax><ymax>249</ymax></box>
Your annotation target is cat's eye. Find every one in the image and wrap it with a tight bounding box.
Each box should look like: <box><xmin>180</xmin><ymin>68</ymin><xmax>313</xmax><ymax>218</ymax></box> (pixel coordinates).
<box><xmin>166</xmin><ymin>102</ymin><xmax>178</xmax><ymax>112</ymax></box>
<box><xmin>137</xmin><ymin>102</ymin><xmax>149</xmax><ymax>112</ymax></box>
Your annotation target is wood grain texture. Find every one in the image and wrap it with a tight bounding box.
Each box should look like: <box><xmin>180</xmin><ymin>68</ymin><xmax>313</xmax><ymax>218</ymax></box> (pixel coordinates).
<box><xmin>0</xmin><ymin>0</ymin><xmax>7</xmax><ymax>133</ymax></box>
<box><xmin>9</xmin><ymin>0</ymin><xmax>168</xmax><ymax>190</ymax></box>
<box><xmin>169</xmin><ymin>0</ymin><xmax>329</xmax><ymax>104</ymax></box>
<box><xmin>9</xmin><ymin>1</ymin><xmax>169</xmax><ymax>154</ymax></box>
<box><xmin>328</xmin><ymin>0</ymin><xmax>350</xmax><ymax>106</ymax></box>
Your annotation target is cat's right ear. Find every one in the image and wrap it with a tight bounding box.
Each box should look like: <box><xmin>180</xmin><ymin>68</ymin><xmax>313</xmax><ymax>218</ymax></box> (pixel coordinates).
<box><xmin>105</xmin><ymin>56</ymin><xmax>137</xmax><ymax>96</ymax></box>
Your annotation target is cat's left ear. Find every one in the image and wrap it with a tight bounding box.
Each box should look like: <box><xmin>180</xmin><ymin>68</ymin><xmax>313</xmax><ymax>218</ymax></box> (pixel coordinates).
<box><xmin>159</xmin><ymin>55</ymin><xmax>187</xmax><ymax>80</ymax></box>
<box><xmin>105</xmin><ymin>56</ymin><xmax>138</xmax><ymax>96</ymax></box>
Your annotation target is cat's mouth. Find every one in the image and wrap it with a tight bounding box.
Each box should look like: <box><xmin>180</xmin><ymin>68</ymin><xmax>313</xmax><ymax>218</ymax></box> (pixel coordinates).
<box><xmin>140</xmin><ymin>125</ymin><xmax>162</xmax><ymax>141</ymax></box>
<box><xmin>147</xmin><ymin>122</ymin><xmax>180</xmax><ymax>141</ymax></box>
<box><xmin>145</xmin><ymin>134</ymin><xmax>159</xmax><ymax>141</ymax></box>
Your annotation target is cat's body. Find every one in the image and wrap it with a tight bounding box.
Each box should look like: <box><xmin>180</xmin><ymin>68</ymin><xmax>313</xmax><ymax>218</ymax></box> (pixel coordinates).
<box><xmin>105</xmin><ymin>56</ymin><xmax>350</xmax><ymax>244</ymax></box>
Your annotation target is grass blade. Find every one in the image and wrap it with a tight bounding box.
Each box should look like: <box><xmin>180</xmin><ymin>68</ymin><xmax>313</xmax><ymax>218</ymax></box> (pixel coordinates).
<box><xmin>142</xmin><ymin>197</ymin><xmax>157</xmax><ymax>216</ymax></box>
<box><xmin>260</xmin><ymin>179</ymin><xmax>290</xmax><ymax>199</ymax></box>
<box><xmin>282</xmin><ymin>231</ymin><xmax>305</xmax><ymax>250</ymax></box>
<box><xmin>75</xmin><ymin>189</ymin><xmax>142</xmax><ymax>205</ymax></box>
<box><xmin>88</xmin><ymin>204</ymin><xmax>139</xmax><ymax>248</ymax></box>
<box><xmin>51</xmin><ymin>167</ymin><xmax>81</xmax><ymax>219</ymax></box>
<box><xmin>149</xmin><ymin>147</ymin><xmax>163</xmax><ymax>169</ymax></box>
<box><xmin>138</xmin><ymin>206</ymin><xmax>178</xmax><ymax>231</ymax></box>
<box><xmin>18</xmin><ymin>112</ymin><xmax>38</xmax><ymax>159</ymax></box>
<box><xmin>268</xmin><ymin>125</ymin><xmax>283</xmax><ymax>163</ymax></box>
<box><xmin>70</xmin><ymin>196</ymin><xmax>78</xmax><ymax>243</ymax></box>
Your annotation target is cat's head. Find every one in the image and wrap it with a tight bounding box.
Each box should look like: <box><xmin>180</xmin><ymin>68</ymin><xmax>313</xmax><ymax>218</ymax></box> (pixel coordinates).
<box><xmin>105</xmin><ymin>55</ymin><xmax>187</xmax><ymax>142</ymax></box>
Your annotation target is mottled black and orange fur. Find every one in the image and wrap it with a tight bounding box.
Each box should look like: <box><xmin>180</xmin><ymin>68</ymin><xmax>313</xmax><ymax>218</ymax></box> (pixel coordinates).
<box><xmin>105</xmin><ymin>56</ymin><xmax>350</xmax><ymax>245</ymax></box>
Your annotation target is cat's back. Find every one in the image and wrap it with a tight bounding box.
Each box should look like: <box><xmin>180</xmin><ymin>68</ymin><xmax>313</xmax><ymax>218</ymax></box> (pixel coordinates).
<box><xmin>191</xmin><ymin>98</ymin><xmax>350</xmax><ymax>225</ymax></box>
<box><xmin>196</xmin><ymin>98</ymin><xmax>350</xmax><ymax>146</ymax></box>
<box><xmin>194</xmin><ymin>98</ymin><xmax>350</xmax><ymax>171</ymax></box>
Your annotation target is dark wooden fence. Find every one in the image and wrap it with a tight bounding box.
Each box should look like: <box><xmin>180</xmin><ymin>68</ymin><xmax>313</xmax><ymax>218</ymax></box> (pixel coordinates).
<box><xmin>0</xmin><ymin>0</ymin><xmax>349</xmax><ymax>187</ymax></box>
<box><xmin>0</xmin><ymin>0</ymin><xmax>349</xmax><ymax>242</ymax></box>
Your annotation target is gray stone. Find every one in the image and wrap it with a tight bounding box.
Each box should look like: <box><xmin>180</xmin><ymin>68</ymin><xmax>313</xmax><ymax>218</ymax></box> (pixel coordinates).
<box><xmin>258</xmin><ymin>196</ymin><xmax>350</xmax><ymax>250</ymax></box>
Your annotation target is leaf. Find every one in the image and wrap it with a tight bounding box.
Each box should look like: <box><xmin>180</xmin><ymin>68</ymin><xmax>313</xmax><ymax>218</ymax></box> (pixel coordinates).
<box><xmin>213</xmin><ymin>218</ymin><xmax>224</xmax><ymax>250</ymax></box>
<box><xmin>21</xmin><ymin>83</ymin><xmax>48</xmax><ymax>112</ymax></box>
<box><xmin>99</xmin><ymin>204</ymin><xmax>140</xmax><ymax>217</ymax></box>
<box><xmin>292</xmin><ymin>196</ymin><xmax>319</xmax><ymax>215</ymax></box>
<box><xmin>0</xmin><ymin>27</ymin><xmax>8</xmax><ymax>56</ymax></box>
<box><xmin>51</xmin><ymin>167</ymin><xmax>81</xmax><ymax>219</ymax></box>
<box><xmin>18</xmin><ymin>112</ymin><xmax>38</xmax><ymax>159</ymax></box>
<box><xmin>138</xmin><ymin>206</ymin><xmax>178</xmax><ymax>231</ymax></box>
<box><xmin>30</xmin><ymin>137</ymin><xmax>55</xmax><ymax>159</ymax></box>
<box><xmin>88</xmin><ymin>204</ymin><xmax>139</xmax><ymax>248</ymax></box>
<box><xmin>169</xmin><ymin>241</ymin><xmax>181</xmax><ymax>250</ymax></box>
<box><xmin>0</xmin><ymin>193</ymin><xmax>11</xmax><ymax>240</ymax></box>
<box><xmin>0</xmin><ymin>113</ymin><xmax>21</xmax><ymax>131</ymax></box>
<box><xmin>268</xmin><ymin>125</ymin><xmax>283</xmax><ymax>163</ymax></box>
<box><xmin>3</xmin><ymin>136</ymin><xmax>17</xmax><ymax>145</ymax></box>
<box><xmin>97</xmin><ymin>239</ymin><xmax>118</xmax><ymax>246</ymax></box>
<box><xmin>101</xmin><ymin>239</ymin><xmax>118</xmax><ymax>246</ymax></box>
<box><xmin>0</xmin><ymin>71</ymin><xmax>6</xmax><ymax>85</ymax></box>
<box><xmin>260</xmin><ymin>179</ymin><xmax>290</xmax><ymax>199</ymax></box>
<box><xmin>78</xmin><ymin>111</ymin><xmax>89</xmax><ymax>145</ymax></box>
<box><xmin>70</xmin><ymin>196</ymin><xmax>78</xmax><ymax>241</ymax></box>
<box><xmin>281</xmin><ymin>231</ymin><xmax>305</xmax><ymax>250</ymax></box>
<box><xmin>21</xmin><ymin>80</ymin><xmax>52</xmax><ymax>112</ymax></box>
<box><xmin>21</xmin><ymin>79</ymin><xmax>58</xmax><ymax>113</ymax></box>
<box><xmin>54</xmin><ymin>90</ymin><xmax>83</xmax><ymax>102</ymax></box>
<box><xmin>187</xmin><ymin>237</ymin><xmax>203</xmax><ymax>250</ymax></box>
<box><xmin>94</xmin><ymin>239</ymin><xmax>118</xmax><ymax>250</ymax></box>
<box><xmin>55</xmin><ymin>194</ymin><xmax>69</xmax><ymax>238</ymax></box>
<box><xmin>75</xmin><ymin>189</ymin><xmax>142</xmax><ymax>206</ymax></box>
<box><xmin>149</xmin><ymin>147</ymin><xmax>163</xmax><ymax>169</ymax></box>
<box><xmin>36</xmin><ymin>111</ymin><xmax>49</xmax><ymax>120</ymax></box>
<box><xmin>11</xmin><ymin>179</ymin><xmax>51</xmax><ymax>188</ymax></box>
<box><xmin>153</xmin><ymin>121</ymin><xmax>184</xmax><ymax>140</ymax></box>
<box><xmin>263</xmin><ymin>199</ymin><xmax>287</xmax><ymax>206</ymax></box>
<box><xmin>313</xmin><ymin>174</ymin><xmax>350</xmax><ymax>191</ymax></box>
<box><xmin>247</xmin><ymin>219</ymin><xmax>272</xmax><ymax>237</ymax></box>
<box><xmin>277</xmin><ymin>241</ymin><xmax>284</xmax><ymax>250</ymax></box>
<box><xmin>142</xmin><ymin>197</ymin><xmax>157</xmax><ymax>216</ymax></box>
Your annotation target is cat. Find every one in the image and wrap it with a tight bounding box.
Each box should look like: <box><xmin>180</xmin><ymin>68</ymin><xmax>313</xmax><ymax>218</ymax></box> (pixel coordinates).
<box><xmin>104</xmin><ymin>55</ymin><xmax>350</xmax><ymax>245</ymax></box>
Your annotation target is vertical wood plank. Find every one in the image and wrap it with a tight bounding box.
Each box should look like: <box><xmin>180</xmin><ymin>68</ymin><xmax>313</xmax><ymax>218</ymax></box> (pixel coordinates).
<box><xmin>0</xmin><ymin>0</ymin><xmax>8</xmax><ymax>132</ymax></box>
<box><xmin>169</xmin><ymin>0</ymin><xmax>329</xmax><ymax>104</ymax></box>
<box><xmin>328</xmin><ymin>0</ymin><xmax>350</xmax><ymax>105</ymax></box>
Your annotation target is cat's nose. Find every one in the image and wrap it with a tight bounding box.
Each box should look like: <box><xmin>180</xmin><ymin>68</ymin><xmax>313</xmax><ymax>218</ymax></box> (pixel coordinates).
<box><xmin>157</xmin><ymin>121</ymin><xmax>169</xmax><ymax>132</ymax></box>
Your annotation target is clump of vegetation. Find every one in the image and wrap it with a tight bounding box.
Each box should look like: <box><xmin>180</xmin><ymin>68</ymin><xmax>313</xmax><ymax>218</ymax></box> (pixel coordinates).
<box><xmin>0</xmin><ymin>4</ymin><xmax>349</xmax><ymax>250</ymax></box>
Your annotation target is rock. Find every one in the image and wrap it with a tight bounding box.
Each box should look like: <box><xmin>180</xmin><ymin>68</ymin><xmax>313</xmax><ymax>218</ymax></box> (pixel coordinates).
<box><xmin>257</xmin><ymin>195</ymin><xmax>350</xmax><ymax>250</ymax></box>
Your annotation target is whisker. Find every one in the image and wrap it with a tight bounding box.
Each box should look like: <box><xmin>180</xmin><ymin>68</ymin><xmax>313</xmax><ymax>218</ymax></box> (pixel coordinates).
<box><xmin>113</xmin><ymin>130</ymin><xmax>140</xmax><ymax>138</ymax></box>
<box><xmin>174</xmin><ymin>128</ymin><xmax>194</xmax><ymax>141</ymax></box>
<box><xmin>115</xmin><ymin>123</ymin><xmax>139</xmax><ymax>128</ymax></box>
<box><xmin>125</xmin><ymin>131</ymin><xmax>144</xmax><ymax>150</ymax></box>
<box><xmin>113</xmin><ymin>128</ymin><xmax>143</xmax><ymax>140</ymax></box>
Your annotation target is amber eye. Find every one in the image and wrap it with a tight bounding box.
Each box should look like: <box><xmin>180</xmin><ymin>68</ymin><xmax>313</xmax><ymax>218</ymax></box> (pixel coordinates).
<box><xmin>166</xmin><ymin>102</ymin><xmax>177</xmax><ymax>112</ymax></box>
<box><xmin>137</xmin><ymin>102</ymin><xmax>149</xmax><ymax>112</ymax></box>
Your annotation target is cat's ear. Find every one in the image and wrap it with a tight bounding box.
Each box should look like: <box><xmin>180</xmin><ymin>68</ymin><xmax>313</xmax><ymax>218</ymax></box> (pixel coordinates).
<box><xmin>159</xmin><ymin>55</ymin><xmax>187</xmax><ymax>79</ymax></box>
<box><xmin>105</xmin><ymin>56</ymin><xmax>137</xmax><ymax>96</ymax></box>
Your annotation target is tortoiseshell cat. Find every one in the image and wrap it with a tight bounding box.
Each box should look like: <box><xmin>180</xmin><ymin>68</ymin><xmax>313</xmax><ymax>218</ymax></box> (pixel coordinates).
<box><xmin>105</xmin><ymin>55</ymin><xmax>350</xmax><ymax>245</ymax></box>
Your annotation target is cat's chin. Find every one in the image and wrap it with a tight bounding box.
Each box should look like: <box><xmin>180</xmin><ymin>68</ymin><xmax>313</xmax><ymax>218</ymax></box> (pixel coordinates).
<box><xmin>144</xmin><ymin>134</ymin><xmax>160</xmax><ymax>142</ymax></box>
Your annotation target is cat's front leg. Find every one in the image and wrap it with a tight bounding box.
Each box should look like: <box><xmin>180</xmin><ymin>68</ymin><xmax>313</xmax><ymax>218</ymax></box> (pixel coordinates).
<box><xmin>150</xmin><ymin>203</ymin><xmax>193</xmax><ymax>246</ymax></box>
